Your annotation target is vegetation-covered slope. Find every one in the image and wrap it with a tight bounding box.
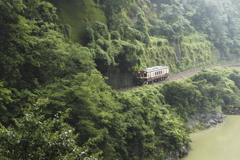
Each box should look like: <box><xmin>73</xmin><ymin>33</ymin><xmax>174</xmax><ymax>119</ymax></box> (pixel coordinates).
<box><xmin>48</xmin><ymin>0</ymin><xmax>106</xmax><ymax>44</ymax></box>
<box><xmin>44</xmin><ymin>0</ymin><xmax>240</xmax><ymax>88</ymax></box>
<box><xmin>1</xmin><ymin>0</ymin><xmax>240</xmax><ymax>159</ymax></box>
<box><xmin>89</xmin><ymin>0</ymin><xmax>216</xmax><ymax>74</ymax></box>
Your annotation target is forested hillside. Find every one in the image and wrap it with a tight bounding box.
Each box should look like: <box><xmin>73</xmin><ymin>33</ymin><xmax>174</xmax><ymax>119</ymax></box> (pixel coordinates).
<box><xmin>1</xmin><ymin>0</ymin><xmax>240</xmax><ymax>159</ymax></box>
<box><xmin>48</xmin><ymin>0</ymin><xmax>240</xmax><ymax>88</ymax></box>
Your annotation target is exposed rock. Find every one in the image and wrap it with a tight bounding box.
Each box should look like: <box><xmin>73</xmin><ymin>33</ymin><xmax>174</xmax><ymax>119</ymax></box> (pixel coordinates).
<box><xmin>166</xmin><ymin>143</ymin><xmax>191</xmax><ymax>160</ymax></box>
<box><xmin>187</xmin><ymin>111</ymin><xmax>226</xmax><ymax>132</ymax></box>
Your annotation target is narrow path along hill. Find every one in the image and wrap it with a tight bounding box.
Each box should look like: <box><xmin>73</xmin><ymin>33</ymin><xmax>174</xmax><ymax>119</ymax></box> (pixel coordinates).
<box><xmin>116</xmin><ymin>62</ymin><xmax>240</xmax><ymax>92</ymax></box>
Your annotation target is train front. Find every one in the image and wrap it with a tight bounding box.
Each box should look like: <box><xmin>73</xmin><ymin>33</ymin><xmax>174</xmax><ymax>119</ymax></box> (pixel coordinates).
<box><xmin>136</xmin><ymin>70</ymin><xmax>148</xmax><ymax>85</ymax></box>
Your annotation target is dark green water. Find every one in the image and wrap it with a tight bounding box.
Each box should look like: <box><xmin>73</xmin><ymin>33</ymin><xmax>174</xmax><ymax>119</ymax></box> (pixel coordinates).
<box><xmin>181</xmin><ymin>115</ymin><xmax>240</xmax><ymax>160</ymax></box>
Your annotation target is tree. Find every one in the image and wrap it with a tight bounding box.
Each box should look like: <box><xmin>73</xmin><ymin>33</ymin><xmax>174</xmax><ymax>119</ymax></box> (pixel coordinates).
<box><xmin>156</xmin><ymin>0</ymin><xmax>193</xmax><ymax>42</ymax></box>
<box><xmin>100</xmin><ymin>0</ymin><xmax>131</xmax><ymax>14</ymax></box>
<box><xmin>117</xmin><ymin>86</ymin><xmax>190</xmax><ymax>159</ymax></box>
<box><xmin>43</xmin><ymin>71</ymin><xmax>126</xmax><ymax>159</ymax></box>
<box><xmin>185</xmin><ymin>0</ymin><xmax>240</xmax><ymax>55</ymax></box>
<box><xmin>160</xmin><ymin>81</ymin><xmax>201</xmax><ymax>120</ymax></box>
<box><xmin>134</xmin><ymin>9</ymin><xmax>150</xmax><ymax>46</ymax></box>
<box><xmin>0</xmin><ymin>98</ymin><xmax>99</xmax><ymax>160</ymax></box>
<box><xmin>190</xmin><ymin>68</ymin><xmax>240</xmax><ymax>112</ymax></box>
<box><xmin>0</xmin><ymin>0</ymin><xmax>31</xmax><ymax>88</ymax></box>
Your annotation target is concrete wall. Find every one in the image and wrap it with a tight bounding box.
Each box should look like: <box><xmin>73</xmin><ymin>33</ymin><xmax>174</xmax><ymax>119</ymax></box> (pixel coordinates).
<box><xmin>104</xmin><ymin>72</ymin><xmax>135</xmax><ymax>89</ymax></box>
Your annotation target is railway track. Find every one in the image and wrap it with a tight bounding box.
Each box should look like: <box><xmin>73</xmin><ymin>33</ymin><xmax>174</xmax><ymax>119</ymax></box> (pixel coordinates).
<box><xmin>116</xmin><ymin>62</ymin><xmax>240</xmax><ymax>92</ymax></box>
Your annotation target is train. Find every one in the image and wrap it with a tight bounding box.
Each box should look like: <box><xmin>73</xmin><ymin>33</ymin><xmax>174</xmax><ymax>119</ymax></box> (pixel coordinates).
<box><xmin>136</xmin><ymin>66</ymin><xmax>169</xmax><ymax>85</ymax></box>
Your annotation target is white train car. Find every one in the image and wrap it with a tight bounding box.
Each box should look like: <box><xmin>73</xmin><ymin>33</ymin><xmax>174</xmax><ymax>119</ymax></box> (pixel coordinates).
<box><xmin>137</xmin><ymin>66</ymin><xmax>169</xmax><ymax>85</ymax></box>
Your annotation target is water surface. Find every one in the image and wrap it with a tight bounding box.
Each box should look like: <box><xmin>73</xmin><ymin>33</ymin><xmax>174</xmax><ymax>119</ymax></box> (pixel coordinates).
<box><xmin>181</xmin><ymin>115</ymin><xmax>240</xmax><ymax>160</ymax></box>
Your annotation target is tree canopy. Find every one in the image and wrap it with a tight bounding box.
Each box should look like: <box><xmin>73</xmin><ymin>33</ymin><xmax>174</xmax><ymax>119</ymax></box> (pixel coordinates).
<box><xmin>1</xmin><ymin>0</ymin><xmax>240</xmax><ymax>159</ymax></box>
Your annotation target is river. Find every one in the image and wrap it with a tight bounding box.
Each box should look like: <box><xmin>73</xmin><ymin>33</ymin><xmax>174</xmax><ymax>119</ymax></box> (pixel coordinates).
<box><xmin>181</xmin><ymin>115</ymin><xmax>240</xmax><ymax>160</ymax></box>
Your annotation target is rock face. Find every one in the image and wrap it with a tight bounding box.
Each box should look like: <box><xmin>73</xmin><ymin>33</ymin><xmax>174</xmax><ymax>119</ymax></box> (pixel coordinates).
<box><xmin>166</xmin><ymin>143</ymin><xmax>191</xmax><ymax>160</ymax></box>
<box><xmin>203</xmin><ymin>113</ymin><xmax>226</xmax><ymax>128</ymax></box>
<box><xmin>187</xmin><ymin>111</ymin><xmax>226</xmax><ymax>131</ymax></box>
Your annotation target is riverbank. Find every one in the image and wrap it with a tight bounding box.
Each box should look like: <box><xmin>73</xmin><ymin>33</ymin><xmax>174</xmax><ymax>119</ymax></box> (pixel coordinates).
<box><xmin>181</xmin><ymin>115</ymin><xmax>240</xmax><ymax>160</ymax></box>
<box><xmin>187</xmin><ymin>111</ymin><xmax>226</xmax><ymax>132</ymax></box>
<box><xmin>165</xmin><ymin>111</ymin><xmax>226</xmax><ymax>160</ymax></box>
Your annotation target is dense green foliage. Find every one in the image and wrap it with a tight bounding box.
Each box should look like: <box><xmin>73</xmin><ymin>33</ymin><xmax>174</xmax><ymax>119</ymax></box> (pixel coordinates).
<box><xmin>1</xmin><ymin>0</ymin><xmax>240</xmax><ymax>159</ymax></box>
<box><xmin>0</xmin><ymin>99</ymin><xmax>97</xmax><ymax>160</ymax></box>
<box><xmin>181</xmin><ymin>0</ymin><xmax>240</xmax><ymax>56</ymax></box>
<box><xmin>156</xmin><ymin>0</ymin><xmax>193</xmax><ymax>42</ymax></box>
<box><xmin>48</xmin><ymin>0</ymin><xmax>107</xmax><ymax>44</ymax></box>
<box><xmin>117</xmin><ymin>87</ymin><xmax>190</xmax><ymax>159</ymax></box>
<box><xmin>47</xmin><ymin>0</ymin><xmax>221</xmax><ymax>76</ymax></box>
<box><xmin>160</xmin><ymin>67</ymin><xmax>240</xmax><ymax>121</ymax></box>
<box><xmin>190</xmin><ymin>67</ymin><xmax>240</xmax><ymax>114</ymax></box>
